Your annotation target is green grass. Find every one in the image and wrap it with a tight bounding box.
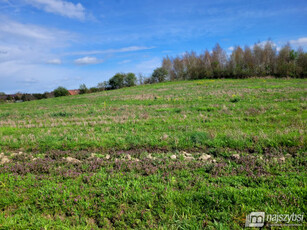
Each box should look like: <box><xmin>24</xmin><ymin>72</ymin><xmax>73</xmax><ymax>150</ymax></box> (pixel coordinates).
<box><xmin>0</xmin><ymin>78</ymin><xmax>306</xmax><ymax>229</ymax></box>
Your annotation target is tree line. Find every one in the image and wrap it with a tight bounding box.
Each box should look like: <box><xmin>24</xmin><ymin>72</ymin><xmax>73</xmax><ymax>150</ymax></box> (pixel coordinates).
<box><xmin>1</xmin><ymin>40</ymin><xmax>306</xmax><ymax>102</ymax></box>
<box><xmin>95</xmin><ymin>41</ymin><xmax>307</xmax><ymax>90</ymax></box>
<box><xmin>160</xmin><ymin>41</ymin><xmax>306</xmax><ymax>81</ymax></box>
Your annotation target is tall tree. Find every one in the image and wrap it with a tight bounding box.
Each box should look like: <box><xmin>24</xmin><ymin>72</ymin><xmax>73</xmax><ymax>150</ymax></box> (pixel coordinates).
<box><xmin>162</xmin><ymin>56</ymin><xmax>173</xmax><ymax>81</ymax></box>
<box><xmin>243</xmin><ymin>46</ymin><xmax>254</xmax><ymax>76</ymax></box>
<box><xmin>183</xmin><ymin>51</ymin><xmax>201</xmax><ymax>80</ymax></box>
<box><xmin>253</xmin><ymin>43</ymin><xmax>265</xmax><ymax>76</ymax></box>
<box><xmin>109</xmin><ymin>73</ymin><xmax>125</xmax><ymax>89</ymax></box>
<box><xmin>230</xmin><ymin>46</ymin><xmax>245</xmax><ymax>77</ymax></box>
<box><xmin>263</xmin><ymin>41</ymin><xmax>276</xmax><ymax>75</ymax></box>
<box><xmin>97</xmin><ymin>81</ymin><xmax>109</xmax><ymax>90</ymax></box>
<box><xmin>151</xmin><ymin>67</ymin><xmax>168</xmax><ymax>83</ymax></box>
<box><xmin>124</xmin><ymin>73</ymin><xmax>137</xmax><ymax>87</ymax></box>
<box><xmin>203</xmin><ymin>50</ymin><xmax>213</xmax><ymax>78</ymax></box>
<box><xmin>172</xmin><ymin>57</ymin><xmax>185</xmax><ymax>80</ymax></box>
<box><xmin>276</xmin><ymin>44</ymin><xmax>291</xmax><ymax>77</ymax></box>
<box><xmin>211</xmin><ymin>43</ymin><xmax>227</xmax><ymax>77</ymax></box>
<box><xmin>297</xmin><ymin>47</ymin><xmax>307</xmax><ymax>78</ymax></box>
<box><xmin>53</xmin><ymin>87</ymin><xmax>69</xmax><ymax>97</ymax></box>
<box><xmin>79</xmin><ymin>84</ymin><xmax>88</xmax><ymax>94</ymax></box>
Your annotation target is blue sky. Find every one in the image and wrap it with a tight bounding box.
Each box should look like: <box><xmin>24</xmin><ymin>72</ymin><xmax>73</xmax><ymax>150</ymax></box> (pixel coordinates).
<box><xmin>0</xmin><ymin>0</ymin><xmax>306</xmax><ymax>93</ymax></box>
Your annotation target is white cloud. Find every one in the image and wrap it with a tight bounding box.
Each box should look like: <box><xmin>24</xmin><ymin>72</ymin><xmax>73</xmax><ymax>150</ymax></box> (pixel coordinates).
<box><xmin>0</xmin><ymin>18</ymin><xmax>74</xmax><ymax>45</ymax></box>
<box><xmin>0</xmin><ymin>18</ymin><xmax>74</xmax><ymax>63</ymax></box>
<box><xmin>118</xmin><ymin>59</ymin><xmax>131</xmax><ymax>64</ymax></box>
<box><xmin>46</xmin><ymin>58</ymin><xmax>62</xmax><ymax>64</ymax></box>
<box><xmin>74</xmin><ymin>56</ymin><xmax>103</xmax><ymax>65</ymax></box>
<box><xmin>68</xmin><ymin>46</ymin><xmax>155</xmax><ymax>56</ymax></box>
<box><xmin>0</xmin><ymin>20</ymin><xmax>55</xmax><ymax>40</ymax></box>
<box><xmin>0</xmin><ymin>18</ymin><xmax>78</xmax><ymax>93</ymax></box>
<box><xmin>0</xmin><ymin>60</ymin><xmax>86</xmax><ymax>93</ymax></box>
<box><xmin>117</xmin><ymin>46</ymin><xmax>154</xmax><ymax>53</ymax></box>
<box><xmin>289</xmin><ymin>37</ymin><xmax>307</xmax><ymax>47</ymax></box>
<box><xmin>248</xmin><ymin>40</ymin><xmax>282</xmax><ymax>51</ymax></box>
<box><xmin>254</xmin><ymin>40</ymin><xmax>277</xmax><ymax>48</ymax></box>
<box><xmin>18</xmin><ymin>78</ymin><xmax>39</xmax><ymax>84</ymax></box>
<box><xmin>228</xmin><ymin>46</ymin><xmax>234</xmax><ymax>51</ymax></box>
<box><xmin>26</xmin><ymin>0</ymin><xmax>86</xmax><ymax>20</ymax></box>
<box><xmin>162</xmin><ymin>50</ymin><xmax>173</xmax><ymax>54</ymax></box>
<box><xmin>134</xmin><ymin>57</ymin><xmax>161</xmax><ymax>74</ymax></box>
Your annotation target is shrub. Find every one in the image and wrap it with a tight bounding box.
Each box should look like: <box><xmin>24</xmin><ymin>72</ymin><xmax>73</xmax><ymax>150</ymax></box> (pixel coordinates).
<box><xmin>50</xmin><ymin>112</ymin><xmax>73</xmax><ymax>117</ymax></box>
<box><xmin>109</xmin><ymin>73</ymin><xmax>125</xmax><ymax>89</ymax></box>
<box><xmin>53</xmin><ymin>87</ymin><xmax>69</xmax><ymax>97</ymax></box>
<box><xmin>79</xmin><ymin>84</ymin><xmax>89</xmax><ymax>94</ymax></box>
<box><xmin>230</xmin><ymin>95</ymin><xmax>240</xmax><ymax>103</ymax></box>
<box><xmin>124</xmin><ymin>73</ymin><xmax>137</xmax><ymax>87</ymax></box>
<box><xmin>89</xmin><ymin>87</ymin><xmax>99</xmax><ymax>93</ymax></box>
<box><xmin>97</xmin><ymin>81</ymin><xmax>109</xmax><ymax>90</ymax></box>
<box><xmin>151</xmin><ymin>67</ymin><xmax>168</xmax><ymax>83</ymax></box>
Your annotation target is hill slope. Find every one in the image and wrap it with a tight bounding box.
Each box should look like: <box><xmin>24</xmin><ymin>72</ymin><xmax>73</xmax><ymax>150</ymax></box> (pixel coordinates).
<box><xmin>0</xmin><ymin>78</ymin><xmax>306</xmax><ymax>229</ymax></box>
<box><xmin>0</xmin><ymin>78</ymin><xmax>306</xmax><ymax>152</ymax></box>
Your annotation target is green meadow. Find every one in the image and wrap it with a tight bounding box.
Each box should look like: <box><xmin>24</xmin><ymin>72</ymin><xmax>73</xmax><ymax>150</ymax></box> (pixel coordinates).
<box><xmin>0</xmin><ymin>78</ymin><xmax>306</xmax><ymax>229</ymax></box>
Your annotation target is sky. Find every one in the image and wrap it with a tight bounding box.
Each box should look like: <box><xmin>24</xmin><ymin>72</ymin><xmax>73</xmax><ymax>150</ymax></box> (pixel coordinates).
<box><xmin>0</xmin><ymin>0</ymin><xmax>306</xmax><ymax>93</ymax></box>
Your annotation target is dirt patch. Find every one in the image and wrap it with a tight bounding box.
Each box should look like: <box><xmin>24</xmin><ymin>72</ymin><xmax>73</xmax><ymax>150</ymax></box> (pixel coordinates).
<box><xmin>0</xmin><ymin>153</ymin><xmax>10</xmax><ymax>165</ymax></box>
<box><xmin>64</xmin><ymin>157</ymin><xmax>81</xmax><ymax>164</ymax></box>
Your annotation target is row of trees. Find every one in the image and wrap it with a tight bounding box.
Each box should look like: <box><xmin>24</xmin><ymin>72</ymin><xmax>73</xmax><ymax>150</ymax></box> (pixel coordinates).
<box><xmin>78</xmin><ymin>70</ymin><xmax>168</xmax><ymax>93</ymax></box>
<box><xmin>75</xmin><ymin>73</ymin><xmax>138</xmax><ymax>94</ymax></box>
<box><xmin>0</xmin><ymin>92</ymin><xmax>54</xmax><ymax>102</ymax></box>
<box><xmin>1</xmin><ymin>72</ymin><xmax>139</xmax><ymax>102</ymax></box>
<box><xmin>51</xmin><ymin>73</ymin><xmax>138</xmax><ymax>98</ymax></box>
<box><xmin>160</xmin><ymin>42</ymin><xmax>306</xmax><ymax>80</ymax></box>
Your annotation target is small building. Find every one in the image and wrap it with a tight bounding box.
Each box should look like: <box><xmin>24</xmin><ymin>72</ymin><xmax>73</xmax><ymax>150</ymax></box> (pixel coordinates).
<box><xmin>68</xmin><ymin>90</ymin><xmax>80</xmax><ymax>96</ymax></box>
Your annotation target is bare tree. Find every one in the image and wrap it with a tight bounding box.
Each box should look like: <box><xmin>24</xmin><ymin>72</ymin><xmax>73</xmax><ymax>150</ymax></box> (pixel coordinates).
<box><xmin>230</xmin><ymin>46</ymin><xmax>245</xmax><ymax>77</ymax></box>
<box><xmin>162</xmin><ymin>56</ymin><xmax>173</xmax><ymax>81</ymax></box>
<box><xmin>243</xmin><ymin>46</ymin><xmax>254</xmax><ymax>76</ymax></box>
<box><xmin>263</xmin><ymin>41</ymin><xmax>277</xmax><ymax>75</ymax></box>
<box><xmin>137</xmin><ymin>73</ymin><xmax>145</xmax><ymax>85</ymax></box>
<box><xmin>211</xmin><ymin>43</ymin><xmax>227</xmax><ymax>77</ymax></box>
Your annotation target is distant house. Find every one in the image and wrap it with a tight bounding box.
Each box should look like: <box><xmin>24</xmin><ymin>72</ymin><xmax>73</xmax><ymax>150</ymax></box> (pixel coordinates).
<box><xmin>68</xmin><ymin>90</ymin><xmax>80</xmax><ymax>96</ymax></box>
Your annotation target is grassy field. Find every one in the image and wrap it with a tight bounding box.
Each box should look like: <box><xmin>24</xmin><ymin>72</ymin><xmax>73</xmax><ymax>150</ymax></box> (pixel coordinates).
<box><xmin>0</xmin><ymin>78</ymin><xmax>306</xmax><ymax>229</ymax></box>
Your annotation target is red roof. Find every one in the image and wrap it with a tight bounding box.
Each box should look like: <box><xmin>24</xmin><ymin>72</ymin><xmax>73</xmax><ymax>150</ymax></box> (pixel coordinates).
<box><xmin>68</xmin><ymin>90</ymin><xmax>80</xmax><ymax>95</ymax></box>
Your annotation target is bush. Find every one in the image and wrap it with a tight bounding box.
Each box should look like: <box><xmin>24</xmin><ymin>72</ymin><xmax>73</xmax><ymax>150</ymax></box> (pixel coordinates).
<box><xmin>151</xmin><ymin>67</ymin><xmax>168</xmax><ymax>83</ymax></box>
<box><xmin>33</xmin><ymin>93</ymin><xmax>47</xmax><ymax>100</ymax></box>
<box><xmin>50</xmin><ymin>112</ymin><xmax>73</xmax><ymax>117</ymax></box>
<box><xmin>54</xmin><ymin>87</ymin><xmax>69</xmax><ymax>97</ymax></box>
<box><xmin>230</xmin><ymin>95</ymin><xmax>240</xmax><ymax>103</ymax></box>
<box><xmin>124</xmin><ymin>73</ymin><xmax>137</xmax><ymax>87</ymax></box>
<box><xmin>109</xmin><ymin>73</ymin><xmax>125</xmax><ymax>89</ymax></box>
<box><xmin>109</xmin><ymin>73</ymin><xmax>137</xmax><ymax>89</ymax></box>
<box><xmin>89</xmin><ymin>87</ymin><xmax>99</xmax><ymax>93</ymax></box>
<box><xmin>97</xmin><ymin>81</ymin><xmax>109</xmax><ymax>90</ymax></box>
<box><xmin>79</xmin><ymin>84</ymin><xmax>89</xmax><ymax>94</ymax></box>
